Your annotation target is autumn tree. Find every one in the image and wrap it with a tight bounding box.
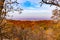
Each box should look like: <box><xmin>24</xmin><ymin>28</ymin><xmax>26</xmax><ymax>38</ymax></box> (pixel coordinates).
<box><xmin>51</xmin><ymin>8</ymin><xmax>60</xmax><ymax>23</ymax></box>
<box><xmin>0</xmin><ymin>0</ymin><xmax>23</xmax><ymax>40</ymax></box>
<box><xmin>0</xmin><ymin>0</ymin><xmax>7</xmax><ymax>40</ymax></box>
<box><xmin>40</xmin><ymin>0</ymin><xmax>60</xmax><ymax>23</ymax></box>
<box><xmin>39</xmin><ymin>0</ymin><xmax>60</xmax><ymax>40</ymax></box>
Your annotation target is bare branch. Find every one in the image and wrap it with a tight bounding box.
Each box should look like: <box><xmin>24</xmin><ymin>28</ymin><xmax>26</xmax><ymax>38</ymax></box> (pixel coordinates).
<box><xmin>42</xmin><ymin>0</ymin><xmax>60</xmax><ymax>7</ymax></box>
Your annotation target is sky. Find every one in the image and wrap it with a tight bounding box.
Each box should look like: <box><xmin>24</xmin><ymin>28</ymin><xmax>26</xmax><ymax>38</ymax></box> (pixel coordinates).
<box><xmin>5</xmin><ymin>0</ymin><xmax>58</xmax><ymax>20</ymax></box>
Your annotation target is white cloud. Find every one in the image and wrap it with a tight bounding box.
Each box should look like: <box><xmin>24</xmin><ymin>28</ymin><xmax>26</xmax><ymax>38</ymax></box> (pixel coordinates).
<box><xmin>6</xmin><ymin>9</ymin><xmax>52</xmax><ymax>20</ymax></box>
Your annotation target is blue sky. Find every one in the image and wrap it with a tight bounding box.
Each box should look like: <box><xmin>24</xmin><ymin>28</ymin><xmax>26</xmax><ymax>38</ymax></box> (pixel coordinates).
<box><xmin>6</xmin><ymin>0</ymin><xmax>58</xmax><ymax>20</ymax></box>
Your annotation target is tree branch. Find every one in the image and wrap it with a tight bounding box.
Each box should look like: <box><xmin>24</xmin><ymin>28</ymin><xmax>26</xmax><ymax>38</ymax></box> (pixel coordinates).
<box><xmin>42</xmin><ymin>0</ymin><xmax>60</xmax><ymax>7</ymax></box>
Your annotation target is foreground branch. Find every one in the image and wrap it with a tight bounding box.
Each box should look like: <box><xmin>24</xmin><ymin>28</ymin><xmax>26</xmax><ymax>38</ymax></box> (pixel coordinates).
<box><xmin>42</xmin><ymin>0</ymin><xmax>60</xmax><ymax>7</ymax></box>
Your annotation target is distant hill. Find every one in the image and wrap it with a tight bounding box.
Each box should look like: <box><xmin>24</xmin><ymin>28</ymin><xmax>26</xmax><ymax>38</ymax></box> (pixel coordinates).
<box><xmin>6</xmin><ymin>17</ymin><xmax>51</xmax><ymax>21</ymax></box>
